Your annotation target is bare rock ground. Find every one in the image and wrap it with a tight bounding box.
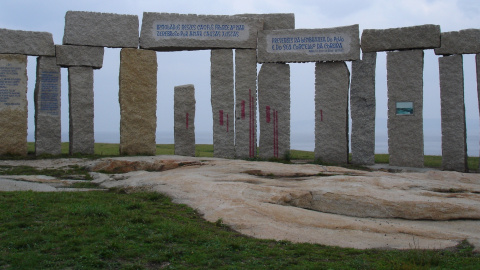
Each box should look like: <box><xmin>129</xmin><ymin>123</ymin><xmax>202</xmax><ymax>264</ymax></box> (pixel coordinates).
<box><xmin>1</xmin><ymin>155</ymin><xmax>479</xmax><ymax>251</ymax></box>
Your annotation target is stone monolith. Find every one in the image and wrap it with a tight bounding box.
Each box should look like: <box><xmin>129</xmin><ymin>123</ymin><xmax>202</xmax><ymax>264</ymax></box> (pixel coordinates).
<box><xmin>314</xmin><ymin>61</ymin><xmax>350</xmax><ymax>164</ymax></box>
<box><xmin>34</xmin><ymin>56</ymin><xmax>61</xmax><ymax>155</ymax></box>
<box><xmin>258</xmin><ymin>63</ymin><xmax>290</xmax><ymax>159</ymax></box>
<box><xmin>0</xmin><ymin>28</ymin><xmax>55</xmax><ymax>56</ymax></box>
<box><xmin>119</xmin><ymin>48</ymin><xmax>157</xmax><ymax>155</ymax></box>
<box><xmin>211</xmin><ymin>49</ymin><xmax>235</xmax><ymax>158</ymax></box>
<box><xmin>174</xmin><ymin>84</ymin><xmax>195</xmax><ymax>156</ymax></box>
<box><xmin>68</xmin><ymin>67</ymin><xmax>94</xmax><ymax>155</ymax></box>
<box><xmin>387</xmin><ymin>50</ymin><xmax>424</xmax><ymax>167</ymax></box>
<box><xmin>439</xmin><ymin>54</ymin><xmax>467</xmax><ymax>172</ymax></box>
<box><xmin>235</xmin><ymin>49</ymin><xmax>257</xmax><ymax>158</ymax></box>
<box><xmin>0</xmin><ymin>54</ymin><xmax>28</xmax><ymax>156</ymax></box>
<box><xmin>350</xmin><ymin>52</ymin><xmax>377</xmax><ymax>165</ymax></box>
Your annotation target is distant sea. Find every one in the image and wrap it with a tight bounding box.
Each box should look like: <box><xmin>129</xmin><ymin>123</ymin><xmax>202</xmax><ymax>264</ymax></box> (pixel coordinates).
<box><xmin>36</xmin><ymin>130</ymin><xmax>478</xmax><ymax>157</ymax></box>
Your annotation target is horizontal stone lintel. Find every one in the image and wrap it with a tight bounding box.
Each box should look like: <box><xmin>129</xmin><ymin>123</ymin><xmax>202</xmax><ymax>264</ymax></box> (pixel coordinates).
<box><xmin>0</xmin><ymin>28</ymin><xmax>55</xmax><ymax>56</ymax></box>
<box><xmin>63</xmin><ymin>11</ymin><xmax>139</xmax><ymax>48</ymax></box>
<box><xmin>361</xmin><ymin>24</ymin><xmax>441</xmax><ymax>52</ymax></box>
<box><xmin>257</xmin><ymin>25</ymin><xmax>360</xmax><ymax>63</ymax></box>
<box><xmin>55</xmin><ymin>45</ymin><xmax>104</xmax><ymax>69</ymax></box>
<box><xmin>235</xmin><ymin>13</ymin><xmax>295</xmax><ymax>30</ymax></box>
<box><xmin>435</xmin><ymin>29</ymin><xmax>480</xmax><ymax>55</ymax></box>
<box><xmin>140</xmin><ymin>13</ymin><xmax>263</xmax><ymax>51</ymax></box>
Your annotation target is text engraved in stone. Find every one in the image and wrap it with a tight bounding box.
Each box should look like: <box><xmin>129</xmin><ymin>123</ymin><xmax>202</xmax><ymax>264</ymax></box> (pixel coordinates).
<box><xmin>0</xmin><ymin>65</ymin><xmax>22</xmax><ymax>106</ymax></box>
<box><xmin>153</xmin><ymin>21</ymin><xmax>250</xmax><ymax>41</ymax></box>
<box><xmin>267</xmin><ymin>33</ymin><xmax>351</xmax><ymax>55</ymax></box>
<box><xmin>39</xmin><ymin>71</ymin><xmax>59</xmax><ymax>115</ymax></box>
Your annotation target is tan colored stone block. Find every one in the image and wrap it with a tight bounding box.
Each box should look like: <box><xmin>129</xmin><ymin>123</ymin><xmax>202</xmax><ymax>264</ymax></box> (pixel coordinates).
<box><xmin>119</xmin><ymin>48</ymin><xmax>157</xmax><ymax>155</ymax></box>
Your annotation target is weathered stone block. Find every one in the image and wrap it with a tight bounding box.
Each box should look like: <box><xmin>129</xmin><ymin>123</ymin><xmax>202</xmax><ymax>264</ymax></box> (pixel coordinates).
<box><xmin>257</xmin><ymin>25</ymin><xmax>360</xmax><ymax>63</ymax></box>
<box><xmin>174</xmin><ymin>84</ymin><xmax>195</xmax><ymax>156</ymax></box>
<box><xmin>0</xmin><ymin>28</ymin><xmax>55</xmax><ymax>56</ymax></box>
<box><xmin>68</xmin><ymin>67</ymin><xmax>94</xmax><ymax>155</ymax></box>
<box><xmin>236</xmin><ymin>13</ymin><xmax>295</xmax><ymax>30</ymax></box>
<box><xmin>439</xmin><ymin>55</ymin><xmax>467</xmax><ymax>172</ymax></box>
<box><xmin>0</xmin><ymin>54</ymin><xmax>28</xmax><ymax>156</ymax></box>
<box><xmin>314</xmin><ymin>61</ymin><xmax>350</xmax><ymax>164</ymax></box>
<box><xmin>63</xmin><ymin>11</ymin><xmax>139</xmax><ymax>48</ymax></box>
<box><xmin>361</xmin><ymin>24</ymin><xmax>441</xmax><ymax>52</ymax></box>
<box><xmin>435</xmin><ymin>29</ymin><xmax>480</xmax><ymax>55</ymax></box>
<box><xmin>235</xmin><ymin>49</ymin><xmax>257</xmax><ymax>158</ymax></box>
<box><xmin>140</xmin><ymin>13</ymin><xmax>262</xmax><ymax>51</ymax></box>
<box><xmin>387</xmin><ymin>50</ymin><xmax>424</xmax><ymax>167</ymax></box>
<box><xmin>34</xmin><ymin>56</ymin><xmax>61</xmax><ymax>156</ymax></box>
<box><xmin>258</xmin><ymin>63</ymin><xmax>290</xmax><ymax>159</ymax></box>
<box><xmin>477</xmin><ymin>54</ymin><xmax>480</xmax><ymax>169</ymax></box>
<box><xmin>350</xmin><ymin>52</ymin><xmax>376</xmax><ymax>165</ymax></box>
<box><xmin>119</xmin><ymin>48</ymin><xmax>157</xmax><ymax>155</ymax></box>
<box><xmin>55</xmin><ymin>45</ymin><xmax>104</xmax><ymax>69</ymax></box>
<box><xmin>211</xmin><ymin>49</ymin><xmax>235</xmax><ymax>158</ymax></box>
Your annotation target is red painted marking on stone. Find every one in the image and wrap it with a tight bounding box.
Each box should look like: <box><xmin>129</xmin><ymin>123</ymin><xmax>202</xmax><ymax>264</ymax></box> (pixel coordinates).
<box><xmin>219</xmin><ymin>110</ymin><xmax>224</xmax><ymax>126</ymax></box>
<box><xmin>227</xmin><ymin>113</ymin><xmax>229</xmax><ymax>132</ymax></box>
<box><xmin>241</xmin><ymin>100</ymin><xmax>246</xmax><ymax>119</ymax></box>
<box><xmin>186</xmin><ymin>113</ymin><xmax>189</xmax><ymax>129</ymax></box>
<box><xmin>320</xmin><ymin>109</ymin><xmax>323</xmax><ymax>122</ymax></box>
<box><xmin>266</xmin><ymin>106</ymin><xmax>271</xmax><ymax>123</ymax></box>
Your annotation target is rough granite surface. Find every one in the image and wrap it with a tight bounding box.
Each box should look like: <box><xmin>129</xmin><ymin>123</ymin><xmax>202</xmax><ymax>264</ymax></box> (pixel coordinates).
<box><xmin>350</xmin><ymin>53</ymin><xmax>376</xmax><ymax>165</ymax></box>
<box><xmin>211</xmin><ymin>49</ymin><xmax>235</xmax><ymax>158</ymax></box>
<box><xmin>140</xmin><ymin>13</ymin><xmax>262</xmax><ymax>51</ymax></box>
<box><xmin>68</xmin><ymin>67</ymin><xmax>94</xmax><ymax>155</ymax></box>
<box><xmin>235</xmin><ymin>49</ymin><xmax>257</xmax><ymax>158</ymax></box>
<box><xmin>258</xmin><ymin>63</ymin><xmax>290</xmax><ymax>159</ymax></box>
<box><xmin>0</xmin><ymin>55</ymin><xmax>28</xmax><ymax>156</ymax></box>
<box><xmin>55</xmin><ymin>45</ymin><xmax>104</xmax><ymax>69</ymax></box>
<box><xmin>34</xmin><ymin>56</ymin><xmax>61</xmax><ymax>156</ymax></box>
<box><xmin>314</xmin><ymin>61</ymin><xmax>350</xmax><ymax>164</ymax></box>
<box><xmin>174</xmin><ymin>84</ymin><xmax>196</xmax><ymax>156</ymax></box>
<box><xmin>439</xmin><ymin>55</ymin><xmax>468</xmax><ymax>172</ymax></box>
<box><xmin>477</xmin><ymin>54</ymin><xmax>480</xmax><ymax>168</ymax></box>
<box><xmin>0</xmin><ymin>28</ymin><xmax>55</xmax><ymax>56</ymax></box>
<box><xmin>361</xmin><ymin>24</ymin><xmax>441</xmax><ymax>52</ymax></box>
<box><xmin>435</xmin><ymin>29</ymin><xmax>480</xmax><ymax>55</ymax></box>
<box><xmin>387</xmin><ymin>50</ymin><xmax>424</xmax><ymax>167</ymax></box>
<box><xmin>63</xmin><ymin>11</ymin><xmax>139</xmax><ymax>48</ymax></box>
<box><xmin>236</xmin><ymin>13</ymin><xmax>295</xmax><ymax>30</ymax></box>
<box><xmin>257</xmin><ymin>25</ymin><xmax>360</xmax><ymax>63</ymax></box>
<box><xmin>119</xmin><ymin>48</ymin><xmax>157</xmax><ymax>155</ymax></box>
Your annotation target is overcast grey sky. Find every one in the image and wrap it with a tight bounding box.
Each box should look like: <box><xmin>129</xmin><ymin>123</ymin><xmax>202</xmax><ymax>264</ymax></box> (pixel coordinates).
<box><xmin>1</xmin><ymin>0</ymin><xmax>480</xmax><ymax>155</ymax></box>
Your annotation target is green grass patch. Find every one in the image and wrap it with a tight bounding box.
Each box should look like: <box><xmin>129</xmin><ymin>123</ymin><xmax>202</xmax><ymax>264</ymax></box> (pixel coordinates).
<box><xmin>0</xmin><ymin>190</ymin><xmax>478</xmax><ymax>269</ymax></box>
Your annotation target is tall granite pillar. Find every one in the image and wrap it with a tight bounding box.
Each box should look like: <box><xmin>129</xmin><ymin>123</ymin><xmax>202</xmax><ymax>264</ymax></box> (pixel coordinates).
<box><xmin>350</xmin><ymin>52</ymin><xmax>377</xmax><ymax>165</ymax></box>
<box><xmin>119</xmin><ymin>48</ymin><xmax>157</xmax><ymax>155</ymax></box>
<box><xmin>174</xmin><ymin>84</ymin><xmax>195</xmax><ymax>157</ymax></box>
<box><xmin>477</xmin><ymin>54</ymin><xmax>480</xmax><ymax>169</ymax></box>
<box><xmin>258</xmin><ymin>63</ymin><xmax>290</xmax><ymax>159</ymax></box>
<box><xmin>0</xmin><ymin>54</ymin><xmax>28</xmax><ymax>156</ymax></box>
<box><xmin>387</xmin><ymin>50</ymin><xmax>424</xmax><ymax>167</ymax></box>
<box><xmin>439</xmin><ymin>54</ymin><xmax>467</xmax><ymax>172</ymax></box>
<box><xmin>315</xmin><ymin>61</ymin><xmax>350</xmax><ymax>164</ymax></box>
<box><xmin>34</xmin><ymin>56</ymin><xmax>61</xmax><ymax>155</ymax></box>
<box><xmin>68</xmin><ymin>66</ymin><xmax>94</xmax><ymax>155</ymax></box>
<box><xmin>235</xmin><ymin>49</ymin><xmax>257</xmax><ymax>158</ymax></box>
<box><xmin>211</xmin><ymin>49</ymin><xmax>235</xmax><ymax>158</ymax></box>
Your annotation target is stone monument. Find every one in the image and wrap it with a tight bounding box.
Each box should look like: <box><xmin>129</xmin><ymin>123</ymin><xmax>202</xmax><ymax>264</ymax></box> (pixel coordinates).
<box><xmin>174</xmin><ymin>84</ymin><xmax>196</xmax><ymax>156</ymax></box>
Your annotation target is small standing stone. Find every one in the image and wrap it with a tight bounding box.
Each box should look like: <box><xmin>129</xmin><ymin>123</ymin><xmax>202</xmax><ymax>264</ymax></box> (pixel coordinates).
<box><xmin>315</xmin><ymin>61</ymin><xmax>350</xmax><ymax>164</ymax></box>
<box><xmin>174</xmin><ymin>84</ymin><xmax>196</xmax><ymax>156</ymax></box>
<box><xmin>387</xmin><ymin>50</ymin><xmax>424</xmax><ymax>167</ymax></box>
<box><xmin>34</xmin><ymin>56</ymin><xmax>61</xmax><ymax>155</ymax></box>
<box><xmin>119</xmin><ymin>48</ymin><xmax>158</xmax><ymax>155</ymax></box>
<box><xmin>258</xmin><ymin>63</ymin><xmax>290</xmax><ymax>159</ymax></box>
<box><xmin>439</xmin><ymin>54</ymin><xmax>467</xmax><ymax>172</ymax></box>
<box><xmin>350</xmin><ymin>52</ymin><xmax>377</xmax><ymax>165</ymax></box>
<box><xmin>477</xmin><ymin>54</ymin><xmax>480</xmax><ymax>169</ymax></box>
<box><xmin>235</xmin><ymin>49</ymin><xmax>257</xmax><ymax>159</ymax></box>
<box><xmin>68</xmin><ymin>66</ymin><xmax>94</xmax><ymax>155</ymax></box>
<box><xmin>211</xmin><ymin>49</ymin><xmax>235</xmax><ymax>158</ymax></box>
<box><xmin>0</xmin><ymin>54</ymin><xmax>28</xmax><ymax>156</ymax></box>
